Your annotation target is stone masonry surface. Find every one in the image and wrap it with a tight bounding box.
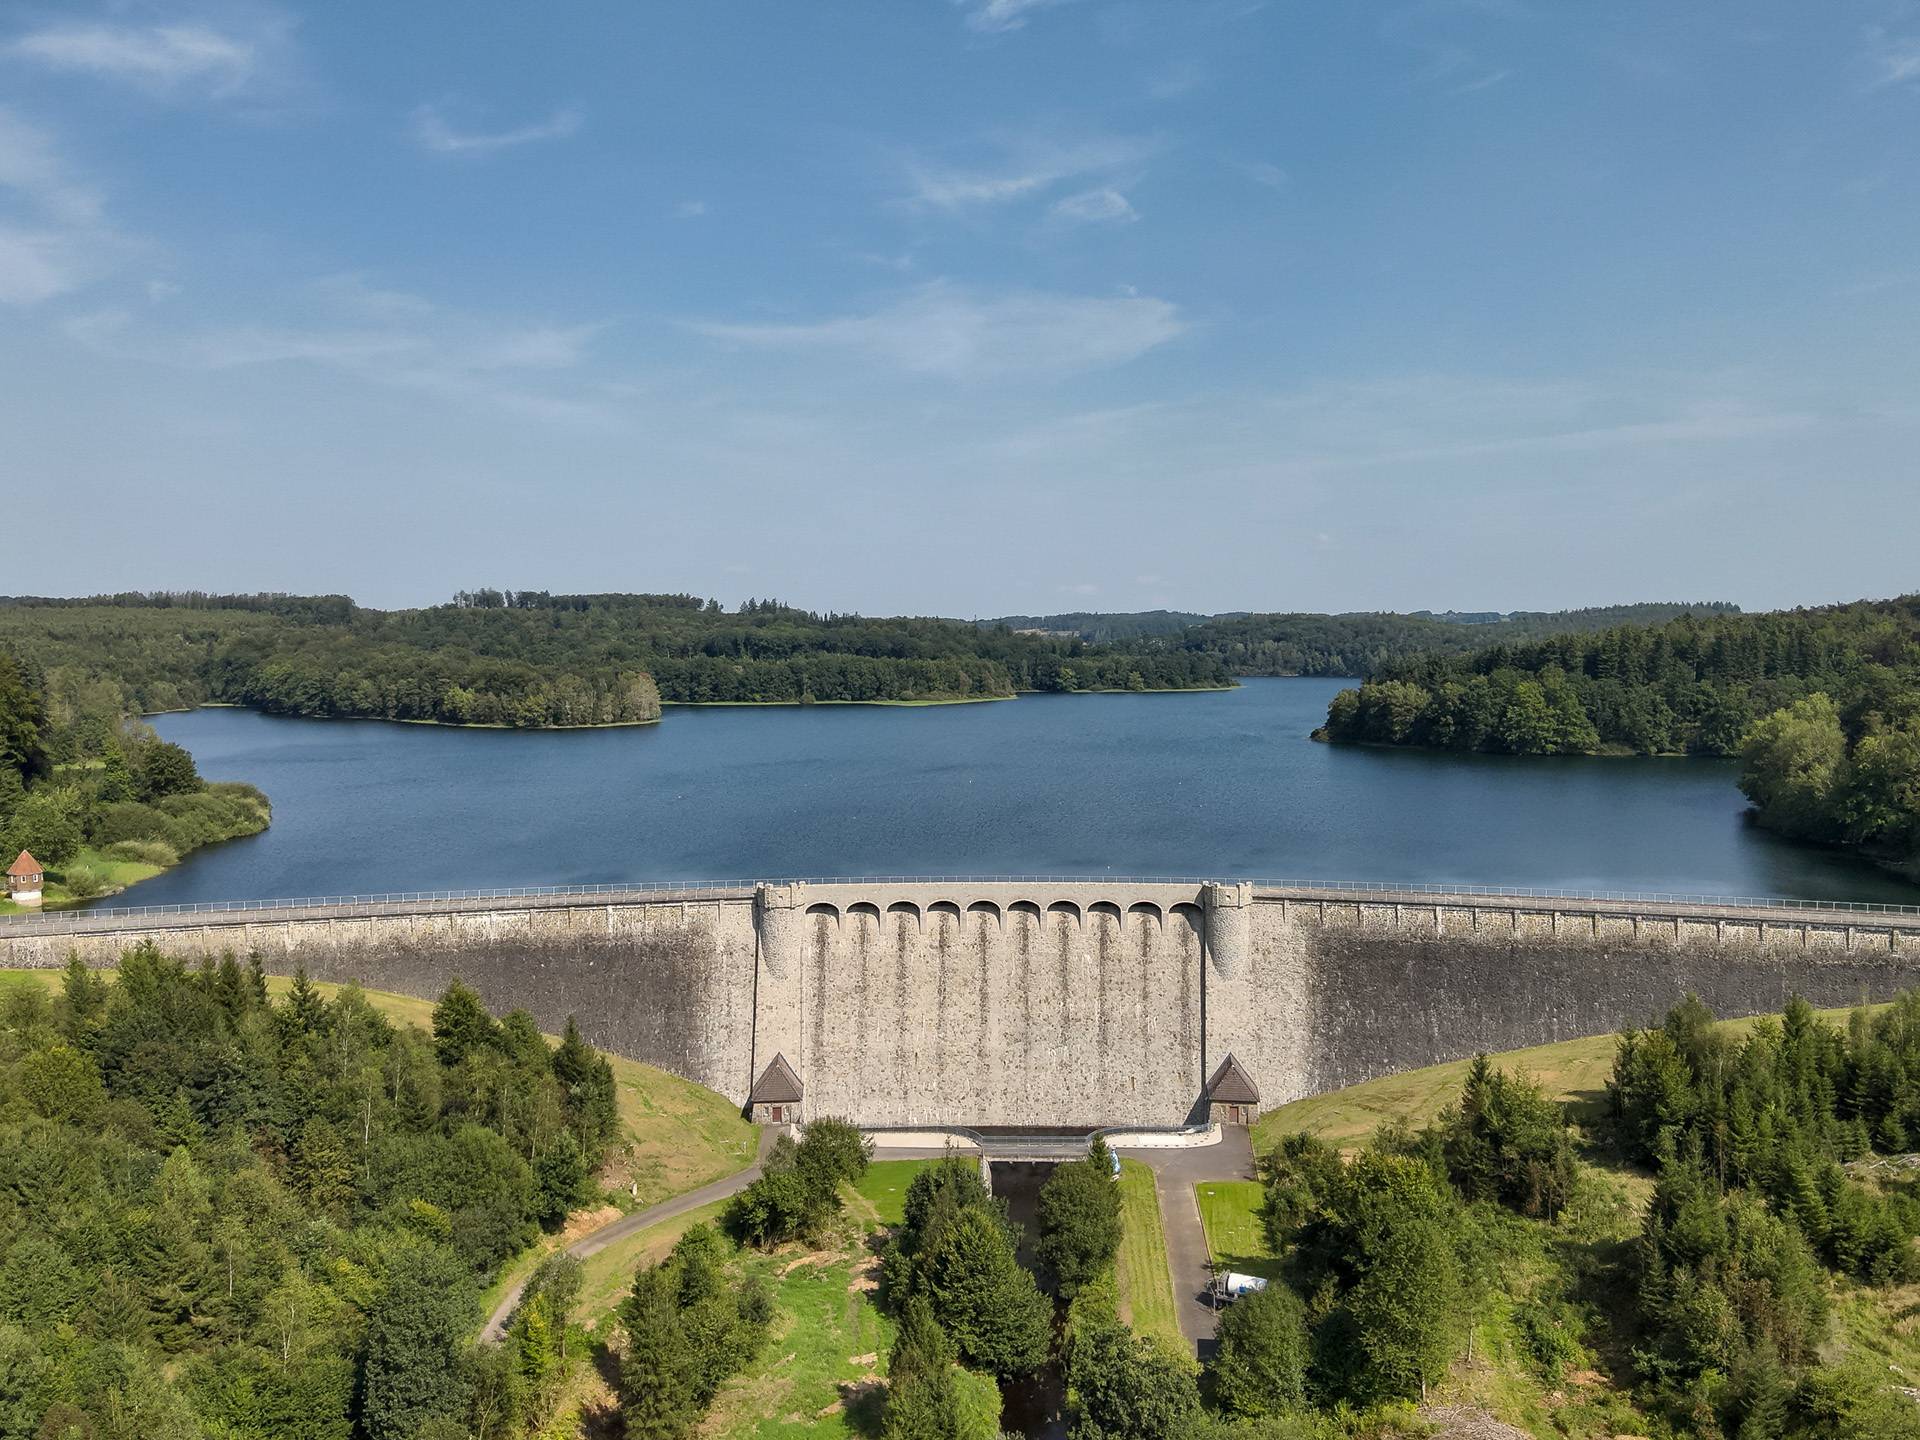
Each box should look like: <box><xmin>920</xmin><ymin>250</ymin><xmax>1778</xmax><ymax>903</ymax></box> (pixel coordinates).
<box><xmin>4</xmin><ymin>882</ymin><xmax>1919</xmax><ymax>1123</ymax></box>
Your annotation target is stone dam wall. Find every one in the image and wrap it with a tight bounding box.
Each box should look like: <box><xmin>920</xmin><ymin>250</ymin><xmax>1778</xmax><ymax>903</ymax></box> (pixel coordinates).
<box><xmin>4</xmin><ymin>883</ymin><xmax>1919</xmax><ymax>1127</ymax></box>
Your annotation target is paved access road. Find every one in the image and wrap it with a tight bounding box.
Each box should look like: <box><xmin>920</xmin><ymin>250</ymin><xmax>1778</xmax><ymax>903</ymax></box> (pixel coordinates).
<box><xmin>480</xmin><ymin>1126</ymin><xmax>781</xmax><ymax>1344</ymax></box>
<box><xmin>1111</xmin><ymin>1127</ymin><xmax>1257</xmax><ymax>1358</ymax></box>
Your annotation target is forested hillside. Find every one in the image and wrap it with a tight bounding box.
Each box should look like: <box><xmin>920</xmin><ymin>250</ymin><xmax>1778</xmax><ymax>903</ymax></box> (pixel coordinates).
<box><xmin>0</xmin><ymin>954</ymin><xmax>622</xmax><ymax>1440</ymax></box>
<box><xmin>0</xmin><ymin>647</ymin><xmax>268</xmax><ymax>907</ymax></box>
<box><xmin>1165</xmin><ymin>602</ymin><xmax>1740</xmax><ymax>678</ymax></box>
<box><xmin>978</xmin><ymin>602</ymin><xmax>1736</xmax><ymax>673</ymax></box>
<box><xmin>1315</xmin><ymin>596</ymin><xmax>1920</xmax><ymax>873</ymax></box>
<box><xmin>0</xmin><ymin>592</ymin><xmax>1234</xmax><ymax>725</ymax></box>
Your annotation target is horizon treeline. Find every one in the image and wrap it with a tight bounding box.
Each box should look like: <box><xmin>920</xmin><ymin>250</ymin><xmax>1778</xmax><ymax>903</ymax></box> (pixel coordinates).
<box><xmin>1316</xmin><ymin>595</ymin><xmax>1920</xmax><ymax>869</ymax></box>
<box><xmin>0</xmin><ymin>593</ymin><xmax>1234</xmax><ymax>726</ymax></box>
<box><xmin>979</xmin><ymin>602</ymin><xmax>1739</xmax><ymax>675</ymax></box>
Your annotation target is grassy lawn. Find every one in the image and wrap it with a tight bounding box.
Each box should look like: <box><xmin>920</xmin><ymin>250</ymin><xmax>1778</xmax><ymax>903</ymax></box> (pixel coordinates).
<box><xmin>1195</xmin><ymin>1179</ymin><xmax>1283</xmax><ymax>1282</ymax></box>
<box><xmin>1114</xmin><ymin>1159</ymin><xmax>1182</xmax><ymax>1354</ymax></box>
<box><xmin>706</xmin><ymin>1251</ymin><xmax>895</xmax><ymax>1439</ymax></box>
<box><xmin>703</xmin><ymin>1160</ymin><xmax>946</xmax><ymax>1440</ymax></box>
<box><xmin>852</xmin><ymin>1158</ymin><xmax>927</xmax><ymax>1226</ymax></box>
<box><xmin>0</xmin><ymin>847</ymin><xmax>165</xmax><ymax>912</ymax></box>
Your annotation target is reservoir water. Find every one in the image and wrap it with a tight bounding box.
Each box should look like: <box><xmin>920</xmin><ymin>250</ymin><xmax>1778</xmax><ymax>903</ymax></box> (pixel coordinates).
<box><xmin>132</xmin><ymin>678</ymin><xmax>1918</xmax><ymax>907</ymax></box>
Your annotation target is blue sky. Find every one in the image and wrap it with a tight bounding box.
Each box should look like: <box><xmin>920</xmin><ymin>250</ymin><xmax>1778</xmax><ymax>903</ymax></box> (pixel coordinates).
<box><xmin>2</xmin><ymin>0</ymin><xmax>1917</xmax><ymax>615</ymax></box>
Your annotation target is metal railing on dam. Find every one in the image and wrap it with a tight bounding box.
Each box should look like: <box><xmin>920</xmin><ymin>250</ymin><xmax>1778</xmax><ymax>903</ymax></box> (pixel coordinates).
<box><xmin>1</xmin><ymin>874</ymin><xmax>1917</xmax><ymax>936</ymax></box>
<box><xmin>0</xmin><ymin>867</ymin><xmax>1912</xmax><ymax>936</ymax></box>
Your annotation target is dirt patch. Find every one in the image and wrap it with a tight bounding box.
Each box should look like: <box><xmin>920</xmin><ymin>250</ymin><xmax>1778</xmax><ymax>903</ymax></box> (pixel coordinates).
<box><xmin>561</xmin><ymin>1204</ymin><xmax>623</xmax><ymax>1244</ymax></box>
<box><xmin>1418</xmin><ymin>1405</ymin><xmax>1532</xmax><ymax>1440</ymax></box>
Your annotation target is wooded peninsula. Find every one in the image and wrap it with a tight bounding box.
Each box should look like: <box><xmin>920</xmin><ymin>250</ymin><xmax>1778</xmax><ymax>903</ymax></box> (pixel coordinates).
<box><xmin>1315</xmin><ymin>595</ymin><xmax>1920</xmax><ymax>877</ymax></box>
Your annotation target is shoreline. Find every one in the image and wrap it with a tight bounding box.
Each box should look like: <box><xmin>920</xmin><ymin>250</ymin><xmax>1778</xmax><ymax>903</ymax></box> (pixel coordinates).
<box><xmin>146</xmin><ymin>706</ymin><xmax>663</xmax><ymax>731</ymax></box>
<box><xmin>146</xmin><ymin>682</ymin><xmax>1246</xmax><ymax>728</ymax></box>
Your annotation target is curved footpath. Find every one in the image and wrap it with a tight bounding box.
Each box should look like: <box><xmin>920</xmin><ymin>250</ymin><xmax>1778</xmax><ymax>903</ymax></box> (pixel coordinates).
<box><xmin>481</xmin><ymin>1126</ymin><xmax>780</xmax><ymax>1344</ymax></box>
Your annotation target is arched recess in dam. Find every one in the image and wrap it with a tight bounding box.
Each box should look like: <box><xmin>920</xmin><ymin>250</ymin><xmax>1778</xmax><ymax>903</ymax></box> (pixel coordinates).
<box><xmin>773</xmin><ymin>886</ymin><xmax>1206</xmax><ymax>1128</ymax></box>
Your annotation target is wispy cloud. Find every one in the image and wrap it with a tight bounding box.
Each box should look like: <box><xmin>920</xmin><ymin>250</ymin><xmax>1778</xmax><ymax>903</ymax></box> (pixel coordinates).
<box><xmin>410</xmin><ymin>103</ymin><xmax>583</xmax><ymax>156</ymax></box>
<box><xmin>1450</xmin><ymin>67</ymin><xmax>1511</xmax><ymax>93</ymax></box>
<box><xmin>65</xmin><ymin>275</ymin><xmax>613</xmax><ymax>423</ymax></box>
<box><xmin>1050</xmin><ymin>186</ymin><xmax>1138</xmax><ymax>224</ymax></box>
<box><xmin>2</xmin><ymin>9</ymin><xmax>299</xmax><ymax>105</ymax></box>
<box><xmin>955</xmin><ymin>0</ymin><xmax>1074</xmax><ymax>34</ymax></box>
<box><xmin>1231</xmin><ymin>159</ymin><xmax>1287</xmax><ymax>190</ymax></box>
<box><xmin>1865</xmin><ymin>28</ymin><xmax>1920</xmax><ymax>89</ymax></box>
<box><xmin>1147</xmin><ymin>60</ymin><xmax>1207</xmax><ymax>100</ymax></box>
<box><xmin>6</xmin><ymin>21</ymin><xmax>252</xmax><ymax>90</ymax></box>
<box><xmin>1378</xmin><ymin>0</ymin><xmax>1525</xmax><ymax>93</ymax></box>
<box><xmin>672</xmin><ymin>199</ymin><xmax>707</xmax><ymax>220</ymax></box>
<box><xmin>691</xmin><ymin>281</ymin><xmax>1183</xmax><ymax>381</ymax></box>
<box><xmin>0</xmin><ymin>107</ymin><xmax>122</xmax><ymax>304</ymax></box>
<box><xmin>901</xmin><ymin>133</ymin><xmax>1155</xmax><ymax>213</ymax></box>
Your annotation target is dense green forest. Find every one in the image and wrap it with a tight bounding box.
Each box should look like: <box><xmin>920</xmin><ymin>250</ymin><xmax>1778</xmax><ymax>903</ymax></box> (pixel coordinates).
<box><xmin>0</xmin><ymin>592</ymin><xmax>1234</xmax><ymax>727</ymax></box>
<box><xmin>1202</xmin><ymin>992</ymin><xmax>1920</xmax><ymax>1440</ymax></box>
<box><xmin>0</xmin><ymin>953</ymin><xmax>620</xmax><ymax>1439</ymax></box>
<box><xmin>982</xmin><ymin>610</ymin><xmax>1215</xmax><ymax>643</ymax></box>
<box><xmin>1316</xmin><ymin>596</ymin><xmax>1920</xmax><ymax>873</ymax></box>
<box><xmin>0</xmin><ymin>647</ymin><xmax>268</xmax><ymax>906</ymax></box>
<box><xmin>981</xmin><ymin>603</ymin><xmax>1738</xmax><ymax>675</ymax></box>
<box><xmin>1163</xmin><ymin>603</ymin><xmax>1741</xmax><ymax>679</ymax></box>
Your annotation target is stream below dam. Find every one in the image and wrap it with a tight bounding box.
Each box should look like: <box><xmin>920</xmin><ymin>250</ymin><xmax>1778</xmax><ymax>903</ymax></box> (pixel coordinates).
<box><xmin>123</xmin><ymin>678</ymin><xmax>1918</xmax><ymax>907</ymax></box>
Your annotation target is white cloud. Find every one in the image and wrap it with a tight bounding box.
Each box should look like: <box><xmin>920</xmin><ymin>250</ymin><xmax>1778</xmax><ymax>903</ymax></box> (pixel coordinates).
<box><xmin>0</xmin><ymin>227</ymin><xmax>72</xmax><ymax>304</ymax></box>
<box><xmin>7</xmin><ymin>22</ymin><xmax>251</xmax><ymax>89</ymax></box>
<box><xmin>1</xmin><ymin>11</ymin><xmax>299</xmax><ymax>104</ymax></box>
<box><xmin>902</xmin><ymin>133</ymin><xmax>1155</xmax><ymax>213</ymax></box>
<box><xmin>0</xmin><ymin>107</ymin><xmax>123</xmax><ymax>304</ymax></box>
<box><xmin>1050</xmin><ymin>187</ymin><xmax>1137</xmax><ymax>224</ymax></box>
<box><xmin>672</xmin><ymin>199</ymin><xmax>707</xmax><ymax>219</ymax></box>
<box><xmin>1231</xmin><ymin>159</ymin><xmax>1287</xmax><ymax>189</ymax></box>
<box><xmin>955</xmin><ymin>0</ymin><xmax>1073</xmax><ymax>34</ymax></box>
<box><xmin>0</xmin><ymin>108</ymin><xmax>102</xmax><ymax>225</ymax></box>
<box><xmin>1865</xmin><ymin>29</ymin><xmax>1920</xmax><ymax>88</ymax></box>
<box><xmin>410</xmin><ymin>104</ymin><xmax>583</xmax><ymax>156</ymax></box>
<box><xmin>1147</xmin><ymin>60</ymin><xmax>1206</xmax><ymax>100</ymax></box>
<box><xmin>65</xmin><ymin>279</ymin><xmax>615</xmax><ymax>423</ymax></box>
<box><xmin>691</xmin><ymin>281</ymin><xmax>1183</xmax><ymax>381</ymax></box>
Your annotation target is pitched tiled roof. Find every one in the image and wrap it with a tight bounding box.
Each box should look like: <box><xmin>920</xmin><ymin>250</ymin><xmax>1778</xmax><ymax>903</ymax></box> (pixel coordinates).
<box><xmin>1207</xmin><ymin>1054</ymin><xmax>1259</xmax><ymax>1105</ymax></box>
<box><xmin>7</xmin><ymin>851</ymin><xmax>40</xmax><ymax>879</ymax></box>
<box><xmin>750</xmin><ymin>1052</ymin><xmax>803</xmax><ymax>1104</ymax></box>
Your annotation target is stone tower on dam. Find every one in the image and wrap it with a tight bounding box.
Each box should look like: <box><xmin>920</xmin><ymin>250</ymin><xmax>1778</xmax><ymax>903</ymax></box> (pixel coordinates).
<box><xmin>5</xmin><ymin>879</ymin><xmax>1920</xmax><ymax>1128</ymax></box>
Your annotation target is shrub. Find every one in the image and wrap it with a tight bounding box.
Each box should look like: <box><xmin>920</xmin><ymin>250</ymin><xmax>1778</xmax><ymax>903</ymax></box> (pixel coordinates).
<box><xmin>87</xmin><ymin>802</ymin><xmax>176</xmax><ymax>848</ymax></box>
<box><xmin>59</xmin><ymin>862</ymin><xmax>109</xmax><ymax>900</ymax></box>
<box><xmin>725</xmin><ymin>1118</ymin><xmax>872</xmax><ymax>1248</ymax></box>
<box><xmin>103</xmin><ymin>839</ymin><xmax>179</xmax><ymax>868</ymax></box>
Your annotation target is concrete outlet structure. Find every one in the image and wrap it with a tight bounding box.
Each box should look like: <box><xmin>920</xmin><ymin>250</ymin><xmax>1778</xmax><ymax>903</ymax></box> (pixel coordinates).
<box><xmin>4</xmin><ymin>880</ymin><xmax>1919</xmax><ymax>1128</ymax></box>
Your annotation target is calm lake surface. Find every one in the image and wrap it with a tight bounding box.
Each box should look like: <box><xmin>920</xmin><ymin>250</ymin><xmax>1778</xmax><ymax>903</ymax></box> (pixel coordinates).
<box><xmin>135</xmin><ymin>679</ymin><xmax>1919</xmax><ymax>907</ymax></box>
